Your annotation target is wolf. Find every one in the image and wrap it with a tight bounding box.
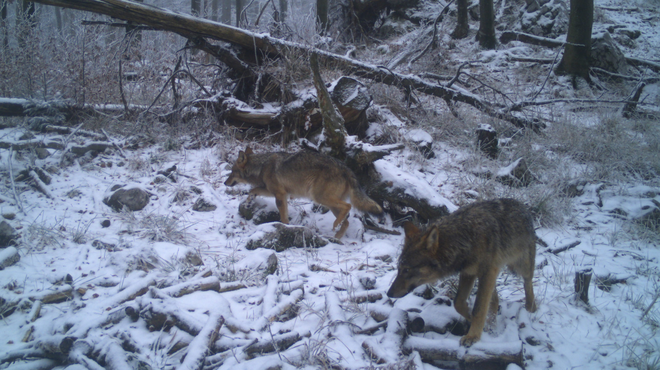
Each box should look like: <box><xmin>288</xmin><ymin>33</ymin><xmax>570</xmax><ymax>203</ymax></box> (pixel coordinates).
<box><xmin>387</xmin><ymin>198</ymin><xmax>537</xmax><ymax>347</ymax></box>
<box><xmin>224</xmin><ymin>147</ymin><xmax>383</xmax><ymax>239</ymax></box>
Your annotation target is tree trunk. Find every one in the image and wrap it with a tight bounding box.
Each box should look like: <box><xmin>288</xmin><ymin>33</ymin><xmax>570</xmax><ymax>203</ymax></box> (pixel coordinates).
<box><xmin>451</xmin><ymin>0</ymin><xmax>468</xmax><ymax>39</ymax></box>
<box><xmin>556</xmin><ymin>0</ymin><xmax>593</xmax><ymax>81</ymax></box>
<box><xmin>279</xmin><ymin>0</ymin><xmax>287</xmax><ymax>22</ymax></box>
<box><xmin>19</xmin><ymin>0</ymin><xmax>37</xmax><ymax>48</ymax></box>
<box><xmin>310</xmin><ymin>52</ymin><xmax>346</xmax><ymax>158</ymax></box>
<box><xmin>221</xmin><ymin>0</ymin><xmax>231</xmax><ymax>23</ymax></box>
<box><xmin>191</xmin><ymin>0</ymin><xmax>201</xmax><ymax>16</ymax></box>
<box><xmin>54</xmin><ymin>6</ymin><xmax>62</xmax><ymax>31</ymax></box>
<box><xmin>1</xmin><ymin>1</ymin><xmax>8</xmax><ymax>48</ymax></box>
<box><xmin>211</xmin><ymin>0</ymin><xmax>219</xmax><ymax>21</ymax></box>
<box><xmin>317</xmin><ymin>0</ymin><xmax>328</xmax><ymax>34</ymax></box>
<box><xmin>476</xmin><ymin>0</ymin><xmax>496</xmax><ymax>49</ymax></box>
<box><xmin>126</xmin><ymin>0</ymin><xmax>143</xmax><ymax>53</ymax></box>
<box><xmin>235</xmin><ymin>0</ymin><xmax>242</xmax><ymax>27</ymax></box>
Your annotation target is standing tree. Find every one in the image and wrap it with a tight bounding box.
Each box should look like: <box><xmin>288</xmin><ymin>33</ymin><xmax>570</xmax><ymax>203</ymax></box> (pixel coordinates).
<box><xmin>1</xmin><ymin>1</ymin><xmax>8</xmax><ymax>47</ymax></box>
<box><xmin>191</xmin><ymin>0</ymin><xmax>201</xmax><ymax>16</ymax></box>
<box><xmin>451</xmin><ymin>0</ymin><xmax>468</xmax><ymax>39</ymax></box>
<box><xmin>221</xmin><ymin>0</ymin><xmax>231</xmax><ymax>23</ymax></box>
<box><xmin>235</xmin><ymin>0</ymin><xmax>243</xmax><ymax>27</ymax></box>
<box><xmin>556</xmin><ymin>0</ymin><xmax>593</xmax><ymax>81</ymax></box>
<box><xmin>210</xmin><ymin>0</ymin><xmax>219</xmax><ymax>20</ymax></box>
<box><xmin>19</xmin><ymin>0</ymin><xmax>37</xmax><ymax>48</ymax></box>
<box><xmin>279</xmin><ymin>0</ymin><xmax>287</xmax><ymax>22</ymax></box>
<box><xmin>476</xmin><ymin>0</ymin><xmax>496</xmax><ymax>48</ymax></box>
<box><xmin>317</xmin><ymin>0</ymin><xmax>328</xmax><ymax>34</ymax></box>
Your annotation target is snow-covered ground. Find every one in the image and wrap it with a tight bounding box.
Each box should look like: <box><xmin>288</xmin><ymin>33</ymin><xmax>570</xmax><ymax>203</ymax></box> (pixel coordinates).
<box><xmin>1</xmin><ymin>0</ymin><xmax>659</xmax><ymax>368</ymax></box>
<box><xmin>0</xmin><ymin>120</ymin><xmax>658</xmax><ymax>369</ymax></box>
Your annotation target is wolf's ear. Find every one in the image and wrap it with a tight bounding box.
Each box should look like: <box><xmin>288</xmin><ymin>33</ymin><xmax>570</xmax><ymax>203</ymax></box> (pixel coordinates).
<box><xmin>245</xmin><ymin>146</ymin><xmax>254</xmax><ymax>155</ymax></box>
<box><xmin>403</xmin><ymin>221</ymin><xmax>420</xmax><ymax>241</ymax></box>
<box><xmin>425</xmin><ymin>227</ymin><xmax>439</xmax><ymax>251</ymax></box>
<box><xmin>237</xmin><ymin>151</ymin><xmax>248</xmax><ymax>167</ymax></box>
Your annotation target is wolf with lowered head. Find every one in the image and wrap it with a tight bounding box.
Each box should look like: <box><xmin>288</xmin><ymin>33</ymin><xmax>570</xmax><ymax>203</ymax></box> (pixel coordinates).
<box><xmin>224</xmin><ymin>147</ymin><xmax>382</xmax><ymax>239</ymax></box>
<box><xmin>387</xmin><ymin>198</ymin><xmax>537</xmax><ymax>347</ymax></box>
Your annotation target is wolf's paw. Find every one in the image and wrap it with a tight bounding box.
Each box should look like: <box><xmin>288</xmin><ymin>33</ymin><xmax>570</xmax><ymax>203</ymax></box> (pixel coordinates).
<box><xmin>459</xmin><ymin>333</ymin><xmax>480</xmax><ymax>347</ymax></box>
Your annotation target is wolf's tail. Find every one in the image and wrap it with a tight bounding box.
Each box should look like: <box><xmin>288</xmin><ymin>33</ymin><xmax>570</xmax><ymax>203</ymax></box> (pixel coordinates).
<box><xmin>348</xmin><ymin>176</ymin><xmax>383</xmax><ymax>215</ymax></box>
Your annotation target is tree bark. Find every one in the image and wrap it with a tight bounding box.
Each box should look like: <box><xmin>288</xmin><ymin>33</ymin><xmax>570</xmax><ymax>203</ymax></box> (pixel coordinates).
<box><xmin>235</xmin><ymin>0</ymin><xmax>242</xmax><ymax>26</ymax></box>
<box><xmin>499</xmin><ymin>31</ymin><xmax>564</xmax><ymax>48</ymax></box>
<box><xmin>310</xmin><ymin>52</ymin><xmax>346</xmax><ymax>158</ymax></box>
<box><xmin>317</xmin><ymin>0</ymin><xmax>328</xmax><ymax>34</ymax></box>
<box><xmin>191</xmin><ymin>0</ymin><xmax>201</xmax><ymax>16</ymax></box>
<box><xmin>221</xmin><ymin>0</ymin><xmax>231</xmax><ymax>23</ymax></box>
<box><xmin>279</xmin><ymin>0</ymin><xmax>287</xmax><ymax>22</ymax></box>
<box><xmin>451</xmin><ymin>0</ymin><xmax>468</xmax><ymax>39</ymax></box>
<box><xmin>557</xmin><ymin>0</ymin><xmax>593</xmax><ymax>80</ymax></box>
<box><xmin>476</xmin><ymin>0</ymin><xmax>496</xmax><ymax>49</ymax></box>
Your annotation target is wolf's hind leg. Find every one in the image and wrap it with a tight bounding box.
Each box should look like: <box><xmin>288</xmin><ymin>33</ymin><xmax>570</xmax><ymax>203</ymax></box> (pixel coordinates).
<box><xmin>274</xmin><ymin>191</ymin><xmax>289</xmax><ymax>224</ymax></box>
<box><xmin>454</xmin><ymin>273</ymin><xmax>476</xmax><ymax>322</ymax></box>
<box><xmin>511</xmin><ymin>243</ymin><xmax>537</xmax><ymax>312</ymax></box>
<box><xmin>328</xmin><ymin>202</ymin><xmax>351</xmax><ymax>238</ymax></box>
<box><xmin>489</xmin><ymin>288</ymin><xmax>500</xmax><ymax>315</ymax></box>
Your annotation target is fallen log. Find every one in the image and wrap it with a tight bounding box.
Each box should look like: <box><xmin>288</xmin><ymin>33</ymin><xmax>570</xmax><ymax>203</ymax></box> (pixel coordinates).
<box><xmin>0</xmin><ymin>139</ymin><xmax>65</xmax><ymax>151</ymax></box>
<box><xmin>69</xmin><ymin>340</ymin><xmax>105</xmax><ymax>370</ymax></box>
<box><xmin>29</xmin><ymin>170</ymin><xmax>53</xmax><ymax>199</ymax></box>
<box><xmin>404</xmin><ymin>336</ymin><xmax>524</xmax><ymax>370</ymax></box>
<box><xmin>499</xmin><ymin>31</ymin><xmax>564</xmax><ymax>48</ymax></box>
<box><xmin>243</xmin><ymin>331</ymin><xmax>307</xmax><ymax>358</ymax></box>
<box><xmin>159</xmin><ymin>276</ymin><xmax>221</xmax><ymax>298</ymax></box>
<box><xmin>179</xmin><ymin>312</ymin><xmax>224</xmax><ymax>370</ymax></box>
<box><xmin>253</xmin><ymin>289</ymin><xmax>303</xmax><ymax>331</ymax></box>
<box><xmin>362</xmin><ymin>308</ymin><xmax>408</xmax><ymax>363</ymax></box>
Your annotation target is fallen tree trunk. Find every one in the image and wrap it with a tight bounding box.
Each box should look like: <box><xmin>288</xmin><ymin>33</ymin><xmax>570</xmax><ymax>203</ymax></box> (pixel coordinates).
<box><xmin>404</xmin><ymin>336</ymin><xmax>524</xmax><ymax>370</ymax></box>
<box><xmin>499</xmin><ymin>31</ymin><xmax>564</xmax><ymax>48</ymax></box>
<box><xmin>27</xmin><ymin>0</ymin><xmax>545</xmax><ymax>130</ymax></box>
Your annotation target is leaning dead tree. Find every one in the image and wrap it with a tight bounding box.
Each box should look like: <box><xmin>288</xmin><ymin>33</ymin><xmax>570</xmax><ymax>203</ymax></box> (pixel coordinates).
<box><xmin>27</xmin><ymin>0</ymin><xmax>544</xmax><ymax>131</ymax></box>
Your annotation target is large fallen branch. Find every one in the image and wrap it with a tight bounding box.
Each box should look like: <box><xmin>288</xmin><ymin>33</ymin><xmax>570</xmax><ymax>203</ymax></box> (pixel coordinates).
<box><xmin>27</xmin><ymin>0</ymin><xmax>545</xmax><ymax>130</ymax></box>
<box><xmin>404</xmin><ymin>336</ymin><xmax>524</xmax><ymax>370</ymax></box>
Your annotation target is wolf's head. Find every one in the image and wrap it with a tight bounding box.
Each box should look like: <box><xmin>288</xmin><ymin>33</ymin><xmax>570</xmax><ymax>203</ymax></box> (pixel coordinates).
<box><xmin>387</xmin><ymin>221</ymin><xmax>449</xmax><ymax>298</ymax></box>
<box><xmin>224</xmin><ymin>147</ymin><xmax>253</xmax><ymax>187</ymax></box>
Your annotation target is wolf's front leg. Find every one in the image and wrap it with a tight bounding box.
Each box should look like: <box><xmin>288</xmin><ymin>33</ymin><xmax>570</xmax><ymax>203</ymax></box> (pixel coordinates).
<box><xmin>274</xmin><ymin>193</ymin><xmax>289</xmax><ymax>224</ymax></box>
<box><xmin>460</xmin><ymin>267</ymin><xmax>499</xmax><ymax>347</ymax></box>
<box><xmin>454</xmin><ymin>273</ymin><xmax>476</xmax><ymax>322</ymax></box>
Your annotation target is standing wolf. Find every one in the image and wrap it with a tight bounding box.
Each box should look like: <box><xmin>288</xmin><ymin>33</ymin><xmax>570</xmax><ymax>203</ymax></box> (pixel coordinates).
<box><xmin>224</xmin><ymin>147</ymin><xmax>382</xmax><ymax>239</ymax></box>
<box><xmin>387</xmin><ymin>198</ymin><xmax>537</xmax><ymax>346</ymax></box>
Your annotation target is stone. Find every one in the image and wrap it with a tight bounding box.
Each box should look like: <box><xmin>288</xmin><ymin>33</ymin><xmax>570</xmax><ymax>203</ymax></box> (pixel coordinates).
<box><xmin>407</xmin><ymin>129</ymin><xmax>435</xmax><ymax>159</ymax></box>
<box><xmin>103</xmin><ymin>186</ymin><xmax>151</xmax><ymax>211</ymax></box>
<box><xmin>0</xmin><ymin>221</ymin><xmax>18</xmax><ymax>248</ymax></box>
<box><xmin>0</xmin><ymin>247</ymin><xmax>20</xmax><ymax>269</ymax></box>
<box><xmin>520</xmin><ymin>0</ymin><xmax>568</xmax><ymax>38</ymax></box>
<box><xmin>246</xmin><ymin>224</ymin><xmax>329</xmax><ymax>252</ymax></box>
<box><xmin>496</xmin><ymin>158</ymin><xmax>536</xmax><ymax>187</ymax></box>
<box><xmin>591</xmin><ymin>31</ymin><xmax>629</xmax><ymax>74</ymax></box>
<box><xmin>184</xmin><ymin>249</ymin><xmax>204</xmax><ymax>266</ymax></box>
<box><xmin>192</xmin><ymin>197</ymin><xmax>217</xmax><ymax>212</ymax></box>
<box><xmin>238</xmin><ymin>198</ymin><xmax>281</xmax><ymax>225</ymax></box>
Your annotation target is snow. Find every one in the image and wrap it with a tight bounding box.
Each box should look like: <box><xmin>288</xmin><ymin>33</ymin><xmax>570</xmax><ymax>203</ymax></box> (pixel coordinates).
<box><xmin>2</xmin><ymin>121</ymin><xmax>658</xmax><ymax>368</ymax></box>
<box><xmin>1</xmin><ymin>0</ymin><xmax>659</xmax><ymax>368</ymax></box>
